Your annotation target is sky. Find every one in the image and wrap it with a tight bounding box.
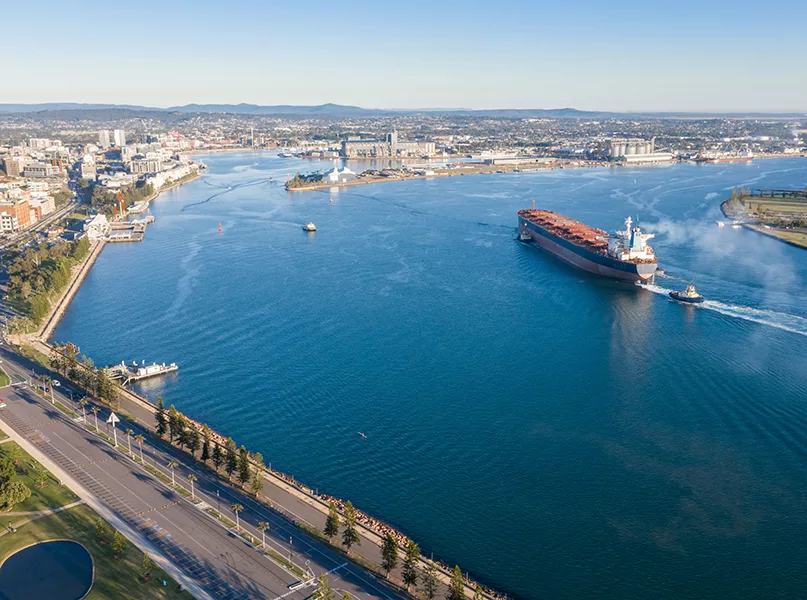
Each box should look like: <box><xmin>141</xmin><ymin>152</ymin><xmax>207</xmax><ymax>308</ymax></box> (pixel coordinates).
<box><xmin>4</xmin><ymin>0</ymin><xmax>807</xmax><ymax>112</ymax></box>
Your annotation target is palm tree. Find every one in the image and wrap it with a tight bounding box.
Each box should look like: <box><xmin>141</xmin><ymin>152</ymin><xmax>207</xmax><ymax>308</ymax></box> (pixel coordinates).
<box><xmin>167</xmin><ymin>460</ymin><xmax>178</xmax><ymax>487</ymax></box>
<box><xmin>187</xmin><ymin>473</ymin><xmax>197</xmax><ymax>500</ymax></box>
<box><xmin>79</xmin><ymin>398</ymin><xmax>88</xmax><ymax>423</ymax></box>
<box><xmin>231</xmin><ymin>503</ymin><xmax>243</xmax><ymax>531</ymax></box>
<box><xmin>257</xmin><ymin>521</ymin><xmax>269</xmax><ymax>549</ymax></box>
<box><xmin>125</xmin><ymin>429</ymin><xmax>134</xmax><ymax>456</ymax></box>
<box><xmin>90</xmin><ymin>406</ymin><xmax>100</xmax><ymax>431</ymax></box>
<box><xmin>135</xmin><ymin>434</ymin><xmax>145</xmax><ymax>463</ymax></box>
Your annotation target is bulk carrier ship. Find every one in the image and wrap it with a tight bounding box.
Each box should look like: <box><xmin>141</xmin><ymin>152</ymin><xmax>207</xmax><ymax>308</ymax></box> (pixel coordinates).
<box><xmin>517</xmin><ymin>209</ymin><xmax>658</xmax><ymax>281</ymax></box>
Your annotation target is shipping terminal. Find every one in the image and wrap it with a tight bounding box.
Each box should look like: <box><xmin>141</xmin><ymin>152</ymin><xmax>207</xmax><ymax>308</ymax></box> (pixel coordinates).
<box><xmin>518</xmin><ymin>208</ymin><xmax>658</xmax><ymax>281</ymax></box>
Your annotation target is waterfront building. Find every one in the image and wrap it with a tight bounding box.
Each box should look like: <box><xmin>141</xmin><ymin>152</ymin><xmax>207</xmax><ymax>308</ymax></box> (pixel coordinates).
<box><xmin>83</xmin><ymin>214</ymin><xmax>110</xmax><ymax>241</ymax></box>
<box><xmin>113</xmin><ymin>129</ymin><xmax>126</xmax><ymax>147</ymax></box>
<box><xmin>609</xmin><ymin>137</ymin><xmax>672</xmax><ymax>163</ymax></box>
<box><xmin>322</xmin><ymin>164</ymin><xmax>356</xmax><ymax>183</ymax></box>
<box><xmin>340</xmin><ymin>131</ymin><xmax>436</xmax><ymax>158</ymax></box>
<box><xmin>98</xmin><ymin>130</ymin><xmax>111</xmax><ymax>148</ymax></box>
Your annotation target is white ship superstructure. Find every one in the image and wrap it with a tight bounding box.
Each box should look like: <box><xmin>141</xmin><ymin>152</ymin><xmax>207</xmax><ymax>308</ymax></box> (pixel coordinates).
<box><xmin>607</xmin><ymin>217</ymin><xmax>656</xmax><ymax>262</ymax></box>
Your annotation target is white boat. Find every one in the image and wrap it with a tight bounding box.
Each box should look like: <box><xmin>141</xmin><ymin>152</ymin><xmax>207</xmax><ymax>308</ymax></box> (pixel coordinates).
<box><xmin>302</xmin><ymin>222</ymin><xmax>317</xmax><ymax>232</ymax></box>
<box><xmin>716</xmin><ymin>220</ymin><xmax>725</xmax><ymax>228</ymax></box>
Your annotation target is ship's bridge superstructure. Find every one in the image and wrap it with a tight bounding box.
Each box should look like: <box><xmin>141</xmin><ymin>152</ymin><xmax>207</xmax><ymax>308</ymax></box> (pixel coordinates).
<box><xmin>607</xmin><ymin>217</ymin><xmax>655</xmax><ymax>263</ymax></box>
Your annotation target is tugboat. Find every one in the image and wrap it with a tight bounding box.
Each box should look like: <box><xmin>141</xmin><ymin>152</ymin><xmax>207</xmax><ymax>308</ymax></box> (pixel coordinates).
<box><xmin>302</xmin><ymin>222</ymin><xmax>317</xmax><ymax>232</ymax></box>
<box><xmin>669</xmin><ymin>284</ymin><xmax>704</xmax><ymax>304</ymax></box>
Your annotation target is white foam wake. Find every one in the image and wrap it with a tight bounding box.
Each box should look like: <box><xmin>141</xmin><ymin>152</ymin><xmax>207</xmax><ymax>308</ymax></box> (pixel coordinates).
<box><xmin>637</xmin><ymin>283</ymin><xmax>807</xmax><ymax>337</ymax></box>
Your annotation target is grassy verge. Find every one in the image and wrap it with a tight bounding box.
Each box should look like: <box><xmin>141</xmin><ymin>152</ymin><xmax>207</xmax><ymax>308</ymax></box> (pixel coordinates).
<box><xmin>0</xmin><ymin>504</ymin><xmax>192</xmax><ymax>600</ymax></box>
<box><xmin>0</xmin><ymin>430</ymin><xmax>7</xmax><ymax>441</ymax></box>
<box><xmin>296</xmin><ymin>520</ymin><xmax>385</xmax><ymax>576</ymax></box>
<box><xmin>17</xmin><ymin>344</ymin><xmax>52</xmax><ymax>368</ymax></box>
<box><xmin>0</xmin><ymin>367</ymin><xmax>9</xmax><ymax>388</ymax></box>
<box><xmin>745</xmin><ymin>224</ymin><xmax>807</xmax><ymax>249</ymax></box>
<box><xmin>0</xmin><ymin>441</ymin><xmax>79</xmax><ymax>512</ymax></box>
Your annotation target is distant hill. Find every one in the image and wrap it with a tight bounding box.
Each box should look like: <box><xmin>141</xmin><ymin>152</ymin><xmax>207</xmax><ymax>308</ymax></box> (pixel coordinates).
<box><xmin>166</xmin><ymin>102</ymin><xmax>373</xmax><ymax>115</ymax></box>
<box><xmin>0</xmin><ymin>102</ymin><xmax>162</xmax><ymax>113</ymax></box>
<box><xmin>0</xmin><ymin>103</ymin><xmax>802</xmax><ymax>119</ymax></box>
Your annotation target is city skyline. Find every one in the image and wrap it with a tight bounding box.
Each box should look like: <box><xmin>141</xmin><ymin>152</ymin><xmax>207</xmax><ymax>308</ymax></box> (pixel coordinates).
<box><xmin>4</xmin><ymin>0</ymin><xmax>807</xmax><ymax>112</ymax></box>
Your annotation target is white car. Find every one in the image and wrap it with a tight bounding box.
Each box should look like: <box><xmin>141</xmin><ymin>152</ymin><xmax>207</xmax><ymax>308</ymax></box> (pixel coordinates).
<box><xmin>0</xmin><ymin>402</ymin><xmax>6</xmax><ymax>409</ymax></box>
<box><xmin>52</xmin><ymin>380</ymin><xmax>61</xmax><ymax>387</ymax></box>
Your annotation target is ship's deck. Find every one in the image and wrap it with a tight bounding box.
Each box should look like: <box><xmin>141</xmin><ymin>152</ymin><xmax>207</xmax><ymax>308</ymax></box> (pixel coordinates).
<box><xmin>519</xmin><ymin>209</ymin><xmax>609</xmax><ymax>253</ymax></box>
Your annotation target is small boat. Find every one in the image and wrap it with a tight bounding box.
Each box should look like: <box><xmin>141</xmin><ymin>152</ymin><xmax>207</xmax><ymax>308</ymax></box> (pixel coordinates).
<box><xmin>716</xmin><ymin>220</ymin><xmax>725</xmax><ymax>228</ymax></box>
<box><xmin>217</xmin><ymin>223</ymin><xmax>222</xmax><ymax>233</ymax></box>
<box><xmin>358</xmin><ymin>432</ymin><xmax>366</xmax><ymax>439</ymax></box>
<box><xmin>302</xmin><ymin>222</ymin><xmax>317</xmax><ymax>232</ymax></box>
<box><xmin>669</xmin><ymin>284</ymin><xmax>704</xmax><ymax>304</ymax></box>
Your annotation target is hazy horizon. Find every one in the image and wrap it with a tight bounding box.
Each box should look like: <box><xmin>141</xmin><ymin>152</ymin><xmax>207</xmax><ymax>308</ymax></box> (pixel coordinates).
<box><xmin>4</xmin><ymin>0</ymin><xmax>807</xmax><ymax>112</ymax></box>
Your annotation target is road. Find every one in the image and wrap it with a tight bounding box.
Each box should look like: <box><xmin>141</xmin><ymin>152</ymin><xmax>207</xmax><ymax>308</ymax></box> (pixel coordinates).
<box><xmin>0</xmin><ymin>345</ymin><xmax>406</xmax><ymax>600</ymax></box>
<box><xmin>0</xmin><ymin>199</ymin><xmax>78</xmax><ymax>251</ymax></box>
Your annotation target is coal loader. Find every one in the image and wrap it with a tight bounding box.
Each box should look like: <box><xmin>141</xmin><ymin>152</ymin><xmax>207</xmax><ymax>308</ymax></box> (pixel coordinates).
<box><xmin>518</xmin><ymin>208</ymin><xmax>658</xmax><ymax>281</ymax></box>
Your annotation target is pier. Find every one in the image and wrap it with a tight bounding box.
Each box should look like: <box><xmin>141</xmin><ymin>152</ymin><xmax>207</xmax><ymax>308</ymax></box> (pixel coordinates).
<box><xmin>106</xmin><ymin>360</ymin><xmax>178</xmax><ymax>385</ymax></box>
<box><xmin>108</xmin><ymin>221</ymin><xmax>147</xmax><ymax>243</ymax></box>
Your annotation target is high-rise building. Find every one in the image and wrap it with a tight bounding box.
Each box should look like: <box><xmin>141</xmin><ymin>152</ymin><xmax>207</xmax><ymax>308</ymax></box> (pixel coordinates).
<box><xmin>113</xmin><ymin>129</ymin><xmax>126</xmax><ymax>147</ymax></box>
<box><xmin>3</xmin><ymin>156</ymin><xmax>28</xmax><ymax>177</ymax></box>
<box><xmin>99</xmin><ymin>130</ymin><xmax>111</xmax><ymax>148</ymax></box>
<box><xmin>28</xmin><ymin>138</ymin><xmax>51</xmax><ymax>149</ymax></box>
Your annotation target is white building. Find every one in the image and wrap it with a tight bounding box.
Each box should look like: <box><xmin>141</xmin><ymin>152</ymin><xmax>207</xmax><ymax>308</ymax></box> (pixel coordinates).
<box><xmin>322</xmin><ymin>164</ymin><xmax>356</xmax><ymax>183</ymax></box>
<box><xmin>83</xmin><ymin>214</ymin><xmax>110</xmax><ymax>241</ymax></box>
<box><xmin>98</xmin><ymin>130</ymin><xmax>111</xmax><ymax>148</ymax></box>
<box><xmin>80</xmin><ymin>154</ymin><xmax>96</xmax><ymax>180</ymax></box>
<box><xmin>28</xmin><ymin>138</ymin><xmax>51</xmax><ymax>149</ymax></box>
<box><xmin>0</xmin><ymin>211</ymin><xmax>19</xmax><ymax>234</ymax></box>
<box><xmin>113</xmin><ymin>129</ymin><xmax>126</xmax><ymax>147</ymax></box>
<box><xmin>29</xmin><ymin>195</ymin><xmax>56</xmax><ymax>217</ymax></box>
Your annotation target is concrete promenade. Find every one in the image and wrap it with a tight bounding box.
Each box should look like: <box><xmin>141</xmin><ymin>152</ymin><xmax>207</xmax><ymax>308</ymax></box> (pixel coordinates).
<box><xmin>27</xmin><ymin>339</ymin><xmax>492</xmax><ymax>599</ymax></box>
<box><xmin>0</xmin><ymin>345</ymin><xmax>408</xmax><ymax>600</ymax></box>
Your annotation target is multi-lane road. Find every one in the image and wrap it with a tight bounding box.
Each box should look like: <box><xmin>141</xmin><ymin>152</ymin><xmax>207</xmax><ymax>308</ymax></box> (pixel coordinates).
<box><xmin>0</xmin><ymin>345</ymin><xmax>405</xmax><ymax>600</ymax></box>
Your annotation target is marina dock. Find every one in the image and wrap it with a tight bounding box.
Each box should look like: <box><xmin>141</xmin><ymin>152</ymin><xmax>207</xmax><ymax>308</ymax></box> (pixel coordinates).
<box><xmin>106</xmin><ymin>360</ymin><xmax>178</xmax><ymax>385</ymax></box>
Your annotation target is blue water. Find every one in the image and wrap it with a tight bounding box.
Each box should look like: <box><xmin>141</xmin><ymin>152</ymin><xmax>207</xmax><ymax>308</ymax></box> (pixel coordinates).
<box><xmin>0</xmin><ymin>540</ymin><xmax>93</xmax><ymax>600</ymax></box>
<box><xmin>54</xmin><ymin>154</ymin><xmax>807</xmax><ymax>599</ymax></box>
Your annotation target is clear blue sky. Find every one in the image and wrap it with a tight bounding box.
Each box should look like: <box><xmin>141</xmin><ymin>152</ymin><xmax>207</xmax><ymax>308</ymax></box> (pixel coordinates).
<box><xmin>6</xmin><ymin>0</ymin><xmax>807</xmax><ymax>112</ymax></box>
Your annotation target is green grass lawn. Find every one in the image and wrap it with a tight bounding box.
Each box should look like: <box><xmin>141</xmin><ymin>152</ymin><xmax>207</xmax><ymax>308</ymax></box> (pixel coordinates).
<box><xmin>0</xmin><ymin>441</ymin><xmax>79</xmax><ymax>512</ymax></box>
<box><xmin>0</xmin><ymin>504</ymin><xmax>193</xmax><ymax>600</ymax></box>
<box><xmin>0</xmin><ymin>367</ymin><xmax>10</xmax><ymax>388</ymax></box>
<box><xmin>0</xmin><ymin>431</ymin><xmax>7</xmax><ymax>441</ymax></box>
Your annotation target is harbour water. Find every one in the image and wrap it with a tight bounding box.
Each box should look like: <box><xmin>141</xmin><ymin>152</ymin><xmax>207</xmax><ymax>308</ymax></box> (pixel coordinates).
<box><xmin>53</xmin><ymin>154</ymin><xmax>807</xmax><ymax>599</ymax></box>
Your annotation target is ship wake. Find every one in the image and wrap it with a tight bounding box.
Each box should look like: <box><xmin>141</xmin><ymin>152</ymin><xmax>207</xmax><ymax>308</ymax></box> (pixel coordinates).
<box><xmin>637</xmin><ymin>283</ymin><xmax>807</xmax><ymax>337</ymax></box>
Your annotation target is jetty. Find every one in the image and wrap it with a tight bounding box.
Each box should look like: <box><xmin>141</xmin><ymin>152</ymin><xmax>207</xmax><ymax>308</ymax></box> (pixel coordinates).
<box><xmin>106</xmin><ymin>360</ymin><xmax>178</xmax><ymax>385</ymax></box>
